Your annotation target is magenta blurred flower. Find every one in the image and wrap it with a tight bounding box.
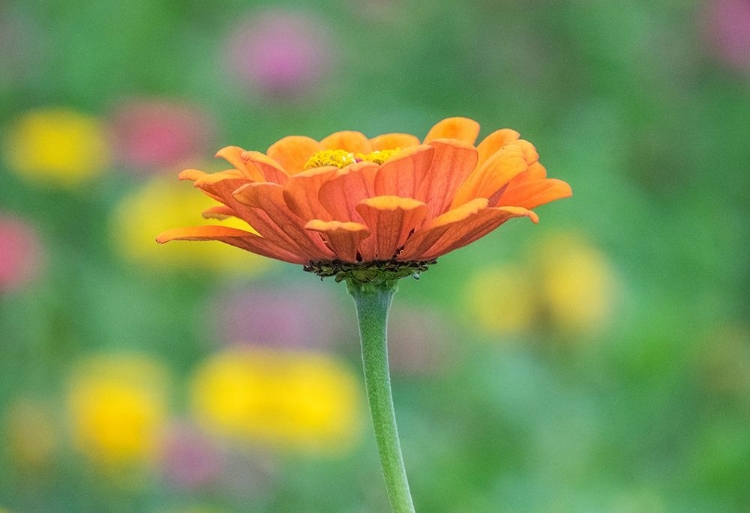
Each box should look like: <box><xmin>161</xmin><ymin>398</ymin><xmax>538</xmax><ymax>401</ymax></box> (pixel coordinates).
<box><xmin>0</xmin><ymin>214</ymin><xmax>43</xmax><ymax>293</ymax></box>
<box><xmin>109</xmin><ymin>99</ymin><xmax>215</xmax><ymax>171</ymax></box>
<box><xmin>224</xmin><ymin>9</ymin><xmax>334</xmax><ymax>99</ymax></box>
<box><xmin>160</xmin><ymin>423</ymin><xmax>223</xmax><ymax>489</ymax></box>
<box><xmin>388</xmin><ymin>306</ymin><xmax>453</xmax><ymax>376</ymax></box>
<box><xmin>702</xmin><ymin>0</ymin><xmax>750</xmax><ymax>71</ymax></box>
<box><xmin>207</xmin><ymin>284</ymin><xmax>350</xmax><ymax>349</ymax></box>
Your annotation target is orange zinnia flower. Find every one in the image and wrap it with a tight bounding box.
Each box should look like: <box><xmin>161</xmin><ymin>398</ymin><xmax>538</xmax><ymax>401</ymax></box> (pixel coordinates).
<box><xmin>156</xmin><ymin>116</ymin><xmax>572</xmax><ymax>510</ymax></box>
<box><xmin>157</xmin><ymin>117</ymin><xmax>571</xmax><ymax>276</ymax></box>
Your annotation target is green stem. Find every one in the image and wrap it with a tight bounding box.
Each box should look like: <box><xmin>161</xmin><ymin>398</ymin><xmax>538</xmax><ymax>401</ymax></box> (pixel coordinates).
<box><xmin>347</xmin><ymin>279</ymin><xmax>415</xmax><ymax>513</ymax></box>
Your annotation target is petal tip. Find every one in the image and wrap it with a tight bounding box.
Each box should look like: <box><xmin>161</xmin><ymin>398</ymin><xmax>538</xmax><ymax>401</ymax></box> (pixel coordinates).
<box><xmin>215</xmin><ymin>145</ymin><xmax>241</xmax><ymax>158</ymax></box>
<box><xmin>178</xmin><ymin>169</ymin><xmax>205</xmax><ymax>181</ymax></box>
<box><xmin>155</xmin><ymin>231</ymin><xmax>172</xmax><ymax>244</ymax></box>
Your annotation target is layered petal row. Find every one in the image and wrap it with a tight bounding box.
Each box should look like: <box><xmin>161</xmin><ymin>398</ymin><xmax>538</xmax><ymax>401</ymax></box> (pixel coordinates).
<box><xmin>157</xmin><ymin>117</ymin><xmax>572</xmax><ymax>265</ymax></box>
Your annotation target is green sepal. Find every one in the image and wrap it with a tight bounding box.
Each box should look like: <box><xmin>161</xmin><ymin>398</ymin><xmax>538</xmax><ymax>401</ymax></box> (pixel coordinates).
<box><xmin>304</xmin><ymin>259</ymin><xmax>436</xmax><ymax>284</ymax></box>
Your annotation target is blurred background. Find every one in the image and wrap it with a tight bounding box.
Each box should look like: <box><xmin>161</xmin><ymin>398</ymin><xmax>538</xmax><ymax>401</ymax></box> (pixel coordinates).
<box><xmin>1</xmin><ymin>0</ymin><xmax>749</xmax><ymax>512</ymax></box>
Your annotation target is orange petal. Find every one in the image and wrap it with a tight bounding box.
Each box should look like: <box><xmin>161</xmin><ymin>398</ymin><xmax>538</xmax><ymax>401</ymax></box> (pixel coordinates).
<box><xmin>267</xmin><ymin>136</ymin><xmax>321</xmax><ymax>175</ymax></box>
<box><xmin>318</xmin><ymin>162</ymin><xmax>379</xmax><ymax>222</ymax></box>
<box><xmin>282</xmin><ymin>166</ymin><xmax>339</xmax><ymax>221</ymax></box>
<box><xmin>183</xmin><ymin>175</ymin><xmax>319</xmax><ymax>260</ymax></box>
<box><xmin>189</xmin><ymin>171</ymin><xmax>246</xmax><ymax>204</ymax></box>
<box><xmin>475</xmin><ymin>129</ymin><xmax>520</xmax><ymax>168</ymax></box>
<box><xmin>497</xmin><ymin>178</ymin><xmax>573</xmax><ymax>209</ymax></box>
<box><xmin>178</xmin><ymin>168</ymin><xmax>208</xmax><ymax>182</ymax></box>
<box><xmin>156</xmin><ymin>226</ymin><xmax>307</xmax><ymax>264</ymax></box>
<box><xmin>514</xmin><ymin>139</ymin><xmax>540</xmax><ymax>164</ymax></box>
<box><xmin>370</xmin><ymin>133</ymin><xmax>421</xmax><ymax>151</ymax></box>
<box><xmin>355</xmin><ymin>196</ymin><xmax>429</xmax><ymax>261</ymax></box>
<box><xmin>399</xmin><ymin>198</ymin><xmax>488</xmax><ymax>260</ymax></box>
<box><xmin>215</xmin><ymin>146</ymin><xmax>265</xmax><ymax>181</ymax></box>
<box><xmin>450</xmin><ymin>143</ymin><xmax>528</xmax><ymax>208</ymax></box>
<box><xmin>500</xmin><ymin>161</ymin><xmax>549</xmax><ymax>194</ymax></box>
<box><xmin>196</xmin><ymin>173</ymin><xmax>310</xmax><ymax>254</ymax></box>
<box><xmin>232</xmin><ymin>182</ymin><xmax>334</xmax><ymax>261</ymax></box>
<box><xmin>416</xmin><ymin>139</ymin><xmax>478</xmax><ymax>220</ymax></box>
<box><xmin>201</xmin><ymin>205</ymin><xmax>236</xmax><ymax>220</ymax></box>
<box><xmin>320</xmin><ymin>131</ymin><xmax>372</xmax><ymax>153</ymax></box>
<box><xmin>524</xmin><ymin>162</ymin><xmax>547</xmax><ymax>180</ymax></box>
<box><xmin>473</xmin><ymin>145</ymin><xmax>529</xmax><ymax>198</ymax></box>
<box><xmin>193</xmin><ymin>169</ymin><xmax>245</xmax><ymax>187</ymax></box>
<box><xmin>423</xmin><ymin>117</ymin><xmax>481</xmax><ymax>145</ymax></box>
<box><xmin>373</xmin><ymin>144</ymin><xmax>435</xmax><ymax>198</ymax></box>
<box><xmin>399</xmin><ymin>199</ymin><xmax>537</xmax><ymax>261</ymax></box>
<box><xmin>240</xmin><ymin>150</ymin><xmax>290</xmax><ymax>184</ymax></box>
<box><xmin>189</xmin><ymin>174</ymin><xmax>282</xmax><ymax>232</ymax></box>
<box><xmin>304</xmin><ymin>220</ymin><xmax>370</xmax><ymax>263</ymax></box>
<box><xmin>420</xmin><ymin>206</ymin><xmax>538</xmax><ymax>260</ymax></box>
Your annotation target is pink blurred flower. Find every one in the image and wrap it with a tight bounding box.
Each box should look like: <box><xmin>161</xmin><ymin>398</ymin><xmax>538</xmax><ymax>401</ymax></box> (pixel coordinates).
<box><xmin>207</xmin><ymin>284</ymin><xmax>351</xmax><ymax>349</ymax></box>
<box><xmin>0</xmin><ymin>214</ymin><xmax>43</xmax><ymax>293</ymax></box>
<box><xmin>160</xmin><ymin>423</ymin><xmax>223</xmax><ymax>489</ymax></box>
<box><xmin>702</xmin><ymin>0</ymin><xmax>750</xmax><ymax>71</ymax></box>
<box><xmin>224</xmin><ymin>9</ymin><xmax>334</xmax><ymax>99</ymax></box>
<box><xmin>388</xmin><ymin>306</ymin><xmax>453</xmax><ymax>376</ymax></box>
<box><xmin>108</xmin><ymin>99</ymin><xmax>215</xmax><ymax>172</ymax></box>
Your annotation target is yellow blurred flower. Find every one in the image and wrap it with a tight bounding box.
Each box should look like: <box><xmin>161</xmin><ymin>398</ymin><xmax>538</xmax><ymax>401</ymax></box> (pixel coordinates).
<box><xmin>464</xmin><ymin>232</ymin><xmax>616</xmax><ymax>340</ymax></box>
<box><xmin>5</xmin><ymin>107</ymin><xmax>109</xmax><ymax>186</ymax></box>
<box><xmin>464</xmin><ymin>264</ymin><xmax>537</xmax><ymax>336</ymax></box>
<box><xmin>190</xmin><ymin>347</ymin><xmax>362</xmax><ymax>453</ymax></box>
<box><xmin>4</xmin><ymin>398</ymin><xmax>57</xmax><ymax>470</ymax></box>
<box><xmin>66</xmin><ymin>353</ymin><xmax>170</xmax><ymax>468</ymax></box>
<box><xmin>111</xmin><ymin>175</ymin><xmax>271</xmax><ymax>273</ymax></box>
<box><xmin>535</xmin><ymin>233</ymin><xmax>616</xmax><ymax>336</ymax></box>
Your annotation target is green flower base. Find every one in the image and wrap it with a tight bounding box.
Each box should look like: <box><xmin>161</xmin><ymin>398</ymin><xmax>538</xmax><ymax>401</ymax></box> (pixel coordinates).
<box><xmin>304</xmin><ymin>259</ymin><xmax>436</xmax><ymax>284</ymax></box>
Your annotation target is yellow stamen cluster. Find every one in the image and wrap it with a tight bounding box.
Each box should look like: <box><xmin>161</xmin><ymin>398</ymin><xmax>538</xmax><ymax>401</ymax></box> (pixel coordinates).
<box><xmin>304</xmin><ymin>149</ymin><xmax>400</xmax><ymax>170</ymax></box>
<box><xmin>362</xmin><ymin>149</ymin><xmax>399</xmax><ymax>165</ymax></box>
<box><xmin>305</xmin><ymin>149</ymin><xmax>358</xmax><ymax>170</ymax></box>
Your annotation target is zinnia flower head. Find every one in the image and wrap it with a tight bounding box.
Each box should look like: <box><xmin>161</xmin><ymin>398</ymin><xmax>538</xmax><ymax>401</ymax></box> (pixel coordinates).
<box><xmin>157</xmin><ymin>117</ymin><xmax>571</xmax><ymax>283</ymax></box>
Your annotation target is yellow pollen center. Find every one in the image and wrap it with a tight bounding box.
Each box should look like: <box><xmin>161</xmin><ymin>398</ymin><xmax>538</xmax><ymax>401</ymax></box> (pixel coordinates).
<box><xmin>304</xmin><ymin>149</ymin><xmax>400</xmax><ymax>170</ymax></box>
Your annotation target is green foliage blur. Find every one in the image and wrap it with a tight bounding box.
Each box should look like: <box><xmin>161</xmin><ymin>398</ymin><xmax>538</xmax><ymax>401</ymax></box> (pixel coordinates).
<box><xmin>1</xmin><ymin>1</ymin><xmax>749</xmax><ymax>512</ymax></box>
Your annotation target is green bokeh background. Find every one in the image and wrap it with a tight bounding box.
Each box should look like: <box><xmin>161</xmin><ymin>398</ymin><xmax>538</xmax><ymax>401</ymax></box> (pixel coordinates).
<box><xmin>1</xmin><ymin>1</ymin><xmax>749</xmax><ymax>512</ymax></box>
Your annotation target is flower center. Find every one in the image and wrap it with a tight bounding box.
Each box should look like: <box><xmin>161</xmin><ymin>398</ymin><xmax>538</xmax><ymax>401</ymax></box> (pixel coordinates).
<box><xmin>304</xmin><ymin>149</ymin><xmax>399</xmax><ymax>170</ymax></box>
